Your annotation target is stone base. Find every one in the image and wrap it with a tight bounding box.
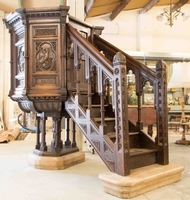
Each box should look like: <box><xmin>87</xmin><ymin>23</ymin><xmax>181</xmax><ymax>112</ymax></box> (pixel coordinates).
<box><xmin>28</xmin><ymin>151</ymin><xmax>85</xmax><ymax>170</ymax></box>
<box><xmin>99</xmin><ymin>163</ymin><xmax>184</xmax><ymax>199</ymax></box>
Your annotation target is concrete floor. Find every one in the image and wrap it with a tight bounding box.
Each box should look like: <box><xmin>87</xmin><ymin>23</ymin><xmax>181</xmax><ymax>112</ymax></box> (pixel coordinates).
<box><xmin>0</xmin><ymin>131</ymin><xmax>190</xmax><ymax>200</ymax></box>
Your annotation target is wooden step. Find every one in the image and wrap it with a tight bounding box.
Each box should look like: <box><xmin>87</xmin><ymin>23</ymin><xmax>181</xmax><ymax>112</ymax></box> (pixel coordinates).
<box><xmin>107</xmin><ymin>131</ymin><xmax>140</xmax><ymax>148</ymax></box>
<box><xmin>94</xmin><ymin>117</ymin><xmax>115</xmax><ymax>132</ymax></box>
<box><xmin>94</xmin><ymin>117</ymin><xmax>115</xmax><ymax>122</ymax></box>
<box><xmin>130</xmin><ymin>148</ymin><xmax>157</xmax><ymax>169</ymax></box>
<box><xmin>130</xmin><ymin>148</ymin><xmax>157</xmax><ymax>156</ymax></box>
<box><xmin>107</xmin><ymin>131</ymin><xmax>139</xmax><ymax>139</ymax></box>
<box><xmin>82</xmin><ymin>104</ymin><xmax>114</xmax><ymax>118</ymax></box>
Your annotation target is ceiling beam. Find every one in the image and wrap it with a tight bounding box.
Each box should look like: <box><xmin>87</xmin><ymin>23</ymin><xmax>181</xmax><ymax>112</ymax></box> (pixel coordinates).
<box><xmin>84</xmin><ymin>0</ymin><xmax>95</xmax><ymax>19</ymax></box>
<box><xmin>139</xmin><ymin>0</ymin><xmax>160</xmax><ymax>14</ymax></box>
<box><xmin>172</xmin><ymin>0</ymin><xmax>188</xmax><ymax>12</ymax></box>
<box><xmin>110</xmin><ymin>0</ymin><xmax>131</xmax><ymax>21</ymax></box>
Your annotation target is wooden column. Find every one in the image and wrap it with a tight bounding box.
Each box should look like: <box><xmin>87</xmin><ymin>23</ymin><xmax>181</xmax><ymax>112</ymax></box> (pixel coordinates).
<box><xmin>72</xmin><ymin>120</ymin><xmax>77</xmax><ymax>147</ymax></box>
<box><xmin>155</xmin><ymin>60</ymin><xmax>169</xmax><ymax>165</ymax></box>
<box><xmin>113</xmin><ymin>52</ymin><xmax>130</xmax><ymax>176</ymax></box>
<box><xmin>65</xmin><ymin>117</ymin><xmax>71</xmax><ymax>146</ymax></box>
<box><xmin>40</xmin><ymin>113</ymin><xmax>47</xmax><ymax>151</ymax></box>
<box><xmin>35</xmin><ymin>114</ymin><xmax>41</xmax><ymax>150</ymax></box>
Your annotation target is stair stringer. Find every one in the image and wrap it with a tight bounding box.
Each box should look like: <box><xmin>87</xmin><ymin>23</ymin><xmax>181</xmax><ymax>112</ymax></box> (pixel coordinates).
<box><xmin>65</xmin><ymin>95</ymin><xmax>115</xmax><ymax>172</ymax></box>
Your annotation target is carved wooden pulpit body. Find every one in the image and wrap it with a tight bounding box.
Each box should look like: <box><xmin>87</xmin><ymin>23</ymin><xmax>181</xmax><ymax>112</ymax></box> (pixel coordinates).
<box><xmin>4</xmin><ymin>6</ymin><xmax>69</xmax><ymax>113</ymax></box>
<box><xmin>4</xmin><ymin>6</ymin><xmax>79</xmax><ymax>156</ymax></box>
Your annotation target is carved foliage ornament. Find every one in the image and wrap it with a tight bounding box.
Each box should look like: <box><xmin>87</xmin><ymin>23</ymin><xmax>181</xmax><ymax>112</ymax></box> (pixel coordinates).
<box><xmin>17</xmin><ymin>46</ymin><xmax>25</xmax><ymax>74</ymax></box>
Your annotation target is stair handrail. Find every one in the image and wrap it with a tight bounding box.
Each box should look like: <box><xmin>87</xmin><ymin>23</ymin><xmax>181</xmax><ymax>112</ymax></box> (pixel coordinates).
<box><xmin>68</xmin><ymin>15</ymin><xmax>104</xmax><ymax>42</ymax></box>
<box><xmin>93</xmin><ymin>35</ymin><xmax>156</xmax><ymax>82</ymax></box>
<box><xmin>93</xmin><ymin>34</ymin><xmax>169</xmax><ymax>166</ymax></box>
<box><xmin>67</xmin><ymin>24</ymin><xmax>113</xmax><ymax>85</ymax></box>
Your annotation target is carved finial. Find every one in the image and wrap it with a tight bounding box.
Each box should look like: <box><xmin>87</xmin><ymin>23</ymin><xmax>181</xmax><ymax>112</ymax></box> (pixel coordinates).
<box><xmin>156</xmin><ymin>59</ymin><xmax>166</xmax><ymax>71</ymax></box>
<box><xmin>113</xmin><ymin>52</ymin><xmax>126</xmax><ymax>65</ymax></box>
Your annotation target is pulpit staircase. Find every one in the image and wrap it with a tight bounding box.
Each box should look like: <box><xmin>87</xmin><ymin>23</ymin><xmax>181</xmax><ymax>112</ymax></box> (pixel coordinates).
<box><xmin>64</xmin><ymin>17</ymin><xmax>169</xmax><ymax>176</ymax></box>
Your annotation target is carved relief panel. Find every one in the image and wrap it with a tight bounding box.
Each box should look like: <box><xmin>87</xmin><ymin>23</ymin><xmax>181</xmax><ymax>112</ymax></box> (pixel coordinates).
<box><xmin>29</xmin><ymin>25</ymin><xmax>59</xmax><ymax>90</ymax></box>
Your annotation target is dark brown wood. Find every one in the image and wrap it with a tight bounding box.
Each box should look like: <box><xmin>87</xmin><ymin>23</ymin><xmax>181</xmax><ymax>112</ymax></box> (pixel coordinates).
<box><xmin>113</xmin><ymin>52</ymin><xmax>130</xmax><ymax>176</ymax></box>
<box><xmin>128</xmin><ymin>106</ymin><xmax>156</xmax><ymax>126</ymax></box>
<box><xmin>93</xmin><ymin>34</ymin><xmax>156</xmax><ymax>82</ymax></box>
<box><xmin>40</xmin><ymin>113</ymin><xmax>47</xmax><ymax>151</ymax></box>
<box><xmin>155</xmin><ymin>60</ymin><xmax>169</xmax><ymax>165</ymax></box>
<box><xmin>4</xmin><ymin>6</ymin><xmax>80</xmax><ymax>157</ymax></box>
<box><xmin>35</xmin><ymin>114</ymin><xmax>41</xmax><ymax>150</ymax></box>
<box><xmin>72</xmin><ymin>121</ymin><xmax>77</xmax><ymax>147</ymax></box>
<box><xmin>65</xmin><ymin>117</ymin><xmax>71</xmax><ymax>146</ymax></box>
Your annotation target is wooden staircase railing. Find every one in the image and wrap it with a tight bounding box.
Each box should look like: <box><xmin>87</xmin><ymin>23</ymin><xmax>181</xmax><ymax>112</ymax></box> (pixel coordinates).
<box><xmin>93</xmin><ymin>35</ymin><xmax>169</xmax><ymax>166</ymax></box>
<box><xmin>65</xmin><ymin>19</ymin><xmax>169</xmax><ymax>176</ymax></box>
<box><xmin>65</xmin><ymin>24</ymin><xmax>131</xmax><ymax>175</ymax></box>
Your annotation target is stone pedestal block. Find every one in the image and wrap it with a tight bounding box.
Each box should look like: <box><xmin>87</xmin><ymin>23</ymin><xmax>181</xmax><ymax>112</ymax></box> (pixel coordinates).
<box><xmin>28</xmin><ymin>151</ymin><xmax>85</xmax><ymax>170</ymax></box>
<box><xmin>99</xmin><ymin>163</ymin><xmax>184</xmax><ymax>199</ymax></box>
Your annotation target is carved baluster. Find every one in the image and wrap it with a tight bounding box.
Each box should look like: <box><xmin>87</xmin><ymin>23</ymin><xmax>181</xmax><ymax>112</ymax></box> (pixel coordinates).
<box><xmin>74</xmin><ymin>44</ymin><xmax>81</xmax><ymax>97</ymax></box>
<box><xmin>76</xmin><ymin>60</ymin><xmax>81</xmax><ymax>97</ymax></box>
<box><xmin>65</xmin><ymin>117</ymin><xmax>71</xmax><ymax>147</ymax></box>
<box><xmin>72</xmin><ymin>120</ymin><xmax>77</xmax><ymax>147</ymax></box>
<box><xmin>92</xmin><ymin>67</ymin><xmax>97</xmax><ymax>95</ymax></box>
<box><xmin>100</xmin><ymin>74</ymin><xmax>106</xmax><ymax>131</ymax></box>
<box><xmin>35</xmin><ymin>114</ymin><xmax>41</xmax><ymax>150</ymax></box>
<box><xmin>51</xmin><ymin>118</ymin><xmax>56</xmax><ymax>151</ymax></box>
<box><xmin>88</xmin><ymin>74</ymin><xmax>92</xmax><ymax>110</ymax></box>
<box><xmin>135</xmin><ymin>73</ymin><xmax>143</xmax><ymax>130</ymax></box>
<box><xmin>85</xmin><ymin>53</ymin><xmax>92</xmax><ymax>109</ymax></box>
<box><xmin>54</xmin><ymin>116</ymin><xmax>62</xmax><ymax>152</ymax></box>
<box><xmin>155</xmin><ymin>60</ymin><xmax>169</xmax><ymax>165</ymax></box>
<box><xmin>113</xmin><ymin>52</ymin><xmax>130</xmax><ymax>176</ymax></box>
<box><xmin>106</xmin><ymin>79</ymin><xmax>111</xmax><ymax>104</ymax></box>
<box><xmin>40</xmin><ymin>113</ymin><xmax>47</xmax><ymax>151</ymax></box>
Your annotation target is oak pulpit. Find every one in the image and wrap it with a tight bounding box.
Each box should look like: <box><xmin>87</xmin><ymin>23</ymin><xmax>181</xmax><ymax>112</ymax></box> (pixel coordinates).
<box><xmin>3</xmin><ymin>6</ymin><xmax>79</xmax><ymax>157</ymax></box>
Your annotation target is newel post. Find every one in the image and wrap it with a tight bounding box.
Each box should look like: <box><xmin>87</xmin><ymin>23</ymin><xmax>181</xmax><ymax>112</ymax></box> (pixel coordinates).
<box><xmin>113</xmin><ymin>52</ymin><xmax>130</xmax><ymax>176</ymax></box>
<box><xmin>155</xmin><ymin>60</ymin><xmax>169</xmax><ymax>165</ymax></box>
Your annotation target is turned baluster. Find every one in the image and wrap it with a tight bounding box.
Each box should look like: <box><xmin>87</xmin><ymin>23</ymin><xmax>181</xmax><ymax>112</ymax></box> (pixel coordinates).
<box><xmin>35</xmin><ymin>114</ymin><xmax>41</xmax><ymax>150</ymax></box>
<box><xmin>106</xmin><ymin>80</ymin><xmax>111</xmax><ymax>104</ymax></box>
<box><xmin>54</xmin><ymin>116</ymin><xmax>62</xmax><ymax>152</ymax></box>
<box><xmin>40</xmin><ymin>113</ymin><xmax>47</xmax><ymax>151</ymax></box>
<box><xmin>100</xmin><ymin>77</ymin><xmax>106</xmax><ymax>127</ymax></box>
<box><xmin>88</xmin><ymin>75</ymin><xmax>92</xmax><ymax>110</ymax></box>
<box><xmin>51</xmin><ymin>117</ymin><xmax>56</xmax><ymax>150</ymax></box>
<box><xmin>72</xmin><ymin>120</ymin><xmax>77</xmax><ymax>147</ymax></box>
<box><xmin>65</xmin><ymin>117</ymin><xmax>71</xmax><ymax>146</ymax></box>
<box><xmin>136</xmin><ymin>92</ymin><xmax>143</xmax><ymax>130</ymax></box>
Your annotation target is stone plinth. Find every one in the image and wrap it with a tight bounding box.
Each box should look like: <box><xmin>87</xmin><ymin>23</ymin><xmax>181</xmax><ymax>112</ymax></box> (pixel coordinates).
<box><xmin>99</xmin><ymin>163</ymin><xmax>184</xmax><ymax>199</ymax></box>
<box><xmin>28</xmin><ymin>151</ymin><xmax>85</xmax><ymax>170</ymax></box>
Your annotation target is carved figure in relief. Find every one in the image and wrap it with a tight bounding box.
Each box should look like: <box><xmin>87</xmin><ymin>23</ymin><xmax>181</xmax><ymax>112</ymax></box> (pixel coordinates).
<box><xmin>36</xmin><ymin>42</ymin><xmax>56</xmax><ymax>71</ymax></box>
<box><xmin>18</xmin><ymin>46</ymin><xmax>25</xmax><ymax>74</ymax></box>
